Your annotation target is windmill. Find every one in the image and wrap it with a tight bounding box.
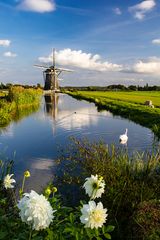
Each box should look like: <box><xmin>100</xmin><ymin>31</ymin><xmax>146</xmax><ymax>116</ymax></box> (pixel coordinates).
<box><xmin>34</xmin><ymin>49</ymin><xmax>73</xmax><ymax>91</ymax></box>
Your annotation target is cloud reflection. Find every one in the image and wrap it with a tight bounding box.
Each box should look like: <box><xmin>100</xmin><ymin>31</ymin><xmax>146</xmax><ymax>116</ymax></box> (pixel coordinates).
<box><xmin>43</xmin><ymin>93</ymin><xmax>112</xmax><ymax>131</ymax></box>
<box><xmin>57</xmin><ymin>109</ymin><xmax>102</xmax><ymax>130</ymax></box>
<box><xmin>0</xmin><ymin>124</ymin><xmax>14</xmax><ymax>138</ymax></box>
<box><xmin>31</xmin><ymin>157</ymin><xmax>55</xmax><ymax>170</ymax></box>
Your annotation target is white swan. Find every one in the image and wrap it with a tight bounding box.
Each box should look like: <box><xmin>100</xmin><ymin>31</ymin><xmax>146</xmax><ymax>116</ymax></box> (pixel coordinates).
<box><xmin>119</xmin><ymin>128</ymin><xmax>128</xmax><ymax>144</ymax></box>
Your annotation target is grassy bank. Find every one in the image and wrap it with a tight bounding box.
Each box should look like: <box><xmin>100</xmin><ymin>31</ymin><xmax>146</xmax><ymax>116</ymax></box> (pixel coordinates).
<box><xmin>66</xmin><ymin>91</ymin><xmax>160</xmax><ymax>138</ymax></box>
<box><xmin>0</xmin><ymin>86</ymin><xmax>42</xmax><ymax>126</ymax></box>
<box><xmin>56</xmin><ymin>138</ymin><xmax>160</xmax><ymax>240</ymax></box>
<box><xmin>0</xmin><ymin>137</ymin><xmax>159</xmax><ymax>239</ymax></box>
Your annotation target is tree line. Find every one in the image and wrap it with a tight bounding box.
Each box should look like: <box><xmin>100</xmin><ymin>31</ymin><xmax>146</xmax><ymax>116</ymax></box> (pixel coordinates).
<box><xmin>61</xmin><ymin>84</ymin><xmax>160</xmax><ymax>91</ymax></box>
<box><xmin>0</xmin><ymin>83</ymin><xmax>43</xmax><ymax>90</ymax></box>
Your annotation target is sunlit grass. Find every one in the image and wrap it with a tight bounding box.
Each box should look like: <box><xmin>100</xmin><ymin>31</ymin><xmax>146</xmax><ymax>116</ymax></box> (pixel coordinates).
<box><xmin>74</xmin><ymin>91</ymin><xmax>160</xmax><ymax>107</ymax></box>
<box><xmin>0</xmin><ymin>90</ymin><xmax>8</xmax><ymax>98</ymax></box>
<box><xmin>0</xmin><ymin>86</ymin><xmax>42</xmax><ymax>127</ymax></box>
<box><xmin>67</xmin><ymin>91</ymin><xmax>160</xmax><ymax>138</ymax></box>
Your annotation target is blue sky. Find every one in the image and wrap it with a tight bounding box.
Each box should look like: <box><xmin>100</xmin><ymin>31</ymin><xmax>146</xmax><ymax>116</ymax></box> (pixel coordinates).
<box><xmin>0</xmin><ymin>0</ymin><xmax>160</xmax><ymax>86</ymax></box>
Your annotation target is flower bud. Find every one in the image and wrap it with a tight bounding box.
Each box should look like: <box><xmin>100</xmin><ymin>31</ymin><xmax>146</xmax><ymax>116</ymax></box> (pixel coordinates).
<box><xmin>45</xmin><ymin>188</ymin><xmax>51</xmax><ymax>196</ymax></box>
<box><xmin>52</xmin><ymin>187</ymin><xmax>57</xmax><ymax>193</ymax></box>
<box><xmin>99</xmin><ymin>176</ymin><xmax>103</xmax><ymax>181</ymax></box>
<box><xmin>24</xmin><ymin>171</ymin><xmax>30</xmax><ymax>178</ymax></box>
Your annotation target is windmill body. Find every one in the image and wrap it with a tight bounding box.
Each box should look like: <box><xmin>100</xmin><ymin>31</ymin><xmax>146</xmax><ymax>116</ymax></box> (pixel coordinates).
<box><xmin>34</xmin><ymin>49</ymin><xmax>73</xmax><ymax>92</ymax></box>
<box><xmin>43</xmin><ymin>68</ymin><xmax>59</xmax><ymax>90</ymax></box>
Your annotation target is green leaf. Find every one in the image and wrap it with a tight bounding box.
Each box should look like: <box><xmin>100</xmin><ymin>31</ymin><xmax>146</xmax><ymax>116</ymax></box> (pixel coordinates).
<box><xmin>96</xmin><ymin>237</ymin><xmax>102</xmax><ymax>240</ymax></box>
<box><xmin>75</xmin><ymin>232</ymin><xmax>79</xmax><ymax>240</ymax></box>
<box><xmin>69</xmin><ymin>213</ymin><xmax>74</xmax><ymax>224</ymax></box>
<box><xmin>32</xmin><ymin>236</ymin><xmax>43</xmax><ymax>240</ymax></box>
<box><xmin>64</xmin><ymin>227</ymin><xmax>73</xmax><ymax>233</ymax></box>
<box><xmin>95</xmin><ymin>228</ymin><xmax>99</xmax><ymax>236</ymax></box>
<box><xmin>0</xmin><ymin>232</ymin><xmax>8</xmax><ymax>240</ymax></box>
<box><xmin>102</xmin><ymin>226</ymin><xmax>105</xmax><ymax>234</ymax></box>
<box><xmin>105</xmin><ymin>225</ymin><xmax>115</xmax><ymax>233</ymax></box>
<box><xmin>104</xmin><ymin>233</ymin><xmax>111</xmax><ymax>239</ymax></box>
<box><xmin>85</xmin><ymin>228</ymin><xmax>93</xmax><ymax>238</ymax></box>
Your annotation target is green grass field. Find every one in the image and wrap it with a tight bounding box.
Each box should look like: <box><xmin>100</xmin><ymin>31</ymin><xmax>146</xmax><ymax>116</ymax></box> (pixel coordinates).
<box><xmin>67</xmin><ymin>91</ymin><xmax>160</xmax><ymax>138</ymax></box>
<box><xmin>74</xmin><ymin>91</ymin><xmax>160</xmax><ymax>107</ymax></box>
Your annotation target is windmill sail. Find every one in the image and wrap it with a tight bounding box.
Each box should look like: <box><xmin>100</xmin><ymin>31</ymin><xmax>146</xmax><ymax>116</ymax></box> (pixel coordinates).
<box><xmin>34</xmin><ymin>48</ymin><xmax>73</xmax><ymax>91</ymax></box>
<box><xmin>52</xmin><ymin>48</ymin><xmax>55</xmax><ymax>67</ymax></box>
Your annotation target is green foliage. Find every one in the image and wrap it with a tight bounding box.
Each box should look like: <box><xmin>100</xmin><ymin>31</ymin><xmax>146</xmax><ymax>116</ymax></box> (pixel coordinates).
<box><xmin>0</xmin><ymin>86</ymin><xmax>42</xmax><ymax>127</ymax></box>
<box><xmin>0</xmin><ymin>161</ymin><xmax>114</xmax><ymax>240</ymax></box>
<box><xmin>55</xmin><ymin>138</ymin><xmax>160</xmax><ymax>239</ymax></box>
<box><xmin>131</xmin><ymin>200</ymin><xmax>160</xmax><ymax>240</ymax></box>
<box><xmin>61</xmin><ymin>84</ymin><xmax>160</xmax><ymax>92</ymax></box>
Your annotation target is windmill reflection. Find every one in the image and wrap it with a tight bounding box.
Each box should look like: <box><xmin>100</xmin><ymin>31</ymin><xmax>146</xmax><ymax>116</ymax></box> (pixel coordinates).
<box><xmin>44</xmin><ymin>93</ymin><xmax>59</xmax><ymax>120</ymax></box>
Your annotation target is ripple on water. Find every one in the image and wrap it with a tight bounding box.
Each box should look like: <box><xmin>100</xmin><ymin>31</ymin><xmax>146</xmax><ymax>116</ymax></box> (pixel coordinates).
<box><xmin>0</xmin><ymin>93</ymin><xmax>159</xmax><ymax>192</ymax></box>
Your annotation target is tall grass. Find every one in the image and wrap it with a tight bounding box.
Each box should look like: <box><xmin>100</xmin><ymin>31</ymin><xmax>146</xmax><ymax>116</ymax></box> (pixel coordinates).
<box><xmin>56</xmin><ymin>137</ymin><xmax>160</xmax><ymax>239</ymax></box>
<box><xmin>7</xmin><ymin>86</ymin><xmax>42</xmax><ymax>106</ymax></box>
<box><xmin>0</xmin><ymin>86</ymin><xmax>42</xmax><ymax>127</ymax></box>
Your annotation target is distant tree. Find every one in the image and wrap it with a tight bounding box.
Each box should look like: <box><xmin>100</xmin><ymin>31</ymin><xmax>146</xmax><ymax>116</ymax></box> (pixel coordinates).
<box><xmin>0</xmin><ymin>82</ymin><xmax>6</xmax><ymax>89</ymax></box>
<box><xmin>37</xmin><ymin>83</ymin><xmax>42</xmax><ymax>89</ymax></box>
<box><xmin>128</xmin><ymin>85</ymin><xmax>137</xmax><ymax>91</ymax></box>
<box><xmin>6</xmin><ymin>83</ymin><xmax>13</xmax><ymax>89</ymax></box>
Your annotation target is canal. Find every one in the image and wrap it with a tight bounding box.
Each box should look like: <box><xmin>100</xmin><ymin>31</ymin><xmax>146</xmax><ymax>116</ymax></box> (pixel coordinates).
<box><xmin>0</xmin><ymin>93</ymin><xmax>159</xmax><ymax>192</ymax></box>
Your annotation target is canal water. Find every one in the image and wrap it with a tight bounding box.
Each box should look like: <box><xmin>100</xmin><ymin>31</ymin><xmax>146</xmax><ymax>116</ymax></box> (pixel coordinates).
<box><xmin>0</xmin><ymin>93</ymin><xmax>159</xmax><ymax>192</ymax></box>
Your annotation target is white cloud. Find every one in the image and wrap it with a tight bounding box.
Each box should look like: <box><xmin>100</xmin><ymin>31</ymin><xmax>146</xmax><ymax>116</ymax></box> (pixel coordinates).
<box><xmin>4</xmin><ymin>51</ymin><xmax>17</xmax><ymax>57</ymax></box>
<box><xmin>129</xmin><ymin>0</ymin><xmax>156</xmax><ymax>20</ymax></box>
<box><xmin>38</xmin><ymin>48</ymin><xmax>122</xmax><ymax>72</ymax></box>
<box><xmin>0</xmin><ymin>39</ymin><xmax>11</xmax><ymax>47</ymax></box>
<box><xmin>152</xmin><ymin>39</ymin><xmax>160</xmax><ymax>45</ymax></box>
<box><xmin>133</xmin><ymin>57</ymin><xmax>160</xmax><ymax>75</ymax></box>
<box><xmin>113</xmin><ymin>7</ymin><xmax>122</xmax><ymax>15</ymax></box>
<box><xmin>17</xmin><ymin>0</ymin><xmax>56</xmax><ymax>13</ymax></box>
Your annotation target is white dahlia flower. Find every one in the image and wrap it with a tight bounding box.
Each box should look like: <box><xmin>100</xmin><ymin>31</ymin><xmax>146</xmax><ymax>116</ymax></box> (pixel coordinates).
<box><xmin>3</xmin><ymin>174</ymin><xmax>16</xmax><ymax>189</ymax></box>
<box><xmin>83</xmin><ymin>175</ymin><xmax>105</xmax><ymax>199</ymax></box>
<box><xmin>17</xmin><ymin>190</ymin><xmax>55</xmax><ymax>230</ymax></box>
<box><xmin>80</xmin><ymin>201</ymin><xmax>108</xmax><ymax>229</ymax></box>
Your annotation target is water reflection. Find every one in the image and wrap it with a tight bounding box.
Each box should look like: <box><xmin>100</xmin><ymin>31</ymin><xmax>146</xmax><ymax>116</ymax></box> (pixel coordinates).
<box><xmin>0</xmin><ymin>103</ymin><xmax>40</xmax><ymax>135</ymax></box>
<box><xmin>23</xmin><ymin>157</ymin><xmax>55</xmax><ymax>193</ymax></box>
<box><xmin>0</xmin><ymin>93</ymin><xmax>159</xmax><ymax>193</ymax></box>
<box><xmin>31</xmin><ymin>157</ymin><xmax>54</xmax><ymax>170</ymax></box>
<box><xmin>44</xmin><ymin>93</ymin><xmax>113</xmax><ymax>132</ymax></box>
<box><xmin>41</xmin><ymin>93</ymin><xmax>158</xmax><ymax>151</ymax></box>
<box><xmin>44</xmin><ymin>94</ymin><xmax>59</xmax><ymax>120</ymax></box>
<box><xmin>0</xmin><ymin>124</ymin><xmax>14</xmax><ymax>138</ymax></box>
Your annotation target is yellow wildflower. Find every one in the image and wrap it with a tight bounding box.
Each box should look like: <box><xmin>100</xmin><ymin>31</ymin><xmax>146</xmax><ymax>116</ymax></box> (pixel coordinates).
<box><xmin>24</xmin><ymin>171</ymin><xmax>31</xmax><ymax>178</ymax></box>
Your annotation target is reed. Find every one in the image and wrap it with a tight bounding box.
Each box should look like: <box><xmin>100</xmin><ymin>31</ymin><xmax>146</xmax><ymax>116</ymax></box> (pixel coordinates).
<box><xmin>56</xmin><ymin>137</ymin><xmax>160</xmax><ymax>239</ymax></box>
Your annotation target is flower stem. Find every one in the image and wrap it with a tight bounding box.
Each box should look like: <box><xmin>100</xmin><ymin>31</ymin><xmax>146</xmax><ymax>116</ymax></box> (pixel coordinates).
<box><xmin>20</xmin><ymin>176</ymin><xmax>26</xmax><ymax>198</ymax></box>
<box><xmin>28</xmin><ymin>228</ymin><xmax>32</xmax><ymax>240</ymax></box>
<box><xmin>11</xmin><ymin>189</ymin><xmax>17</xmax><ymax>205</ymax></box>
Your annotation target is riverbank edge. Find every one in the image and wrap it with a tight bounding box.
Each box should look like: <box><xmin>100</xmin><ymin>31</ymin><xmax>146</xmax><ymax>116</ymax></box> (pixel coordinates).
<box><xmin>0</xmin><ymin>87</ymin><xmax>42</xmax><ymax>127</ymax></box>
<box><xmin>65</xmin><ymin>91</ymin><xmax>160</xmax><ymax>138</ymax></box>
